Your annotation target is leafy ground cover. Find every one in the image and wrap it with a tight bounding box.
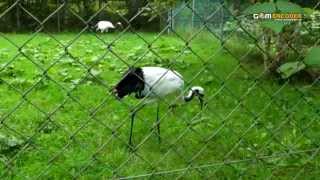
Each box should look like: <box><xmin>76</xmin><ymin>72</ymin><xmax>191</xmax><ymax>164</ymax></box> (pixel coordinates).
<box><xmin>0</xmin><ymin>32</ymin><xmax>319</xmax><ymax>179</ymax></box>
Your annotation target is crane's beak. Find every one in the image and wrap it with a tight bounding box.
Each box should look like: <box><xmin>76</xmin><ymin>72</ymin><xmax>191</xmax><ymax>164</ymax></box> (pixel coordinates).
<box><xmin>111</xmin><ymin>88</ymin><xmax>120</xmax><ymax>100</ymax></box>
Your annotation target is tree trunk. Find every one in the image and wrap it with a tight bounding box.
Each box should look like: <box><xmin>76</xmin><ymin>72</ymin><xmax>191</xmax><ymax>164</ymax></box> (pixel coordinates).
<box><xmin>57</xmin><ymin>0</ymin><xmax>61</xmax><ymax>32</ymax></box>
<box><xmin>233</xmin><ymin>0</ymin><xmax>241</xmax><ymax>16</ymax></box>
<box><xmin>9</xmin><ymin>0</ymin><xmax>16</xmax><ymax>31</ymax></box>
<box><xmin>41</xmin><ymin>0</ymin><xmax>48</xmax><ymax>20</ymax></box>
<box><xmin>262</xmin><ymin>28</ymin><xmax>272</xmax><ymax>72</ymax></box>
<box><xmin>16</xmin><ymin>3</ymin><xmax>20</xmax><ymax>30</ymax></box>
<box><xmin>83</xmin><ymin>0</ymin><xmax>94</xmax><ymax>21</ymax></box>
<box><xmin>271</xmin><ymin>34</ymin><xmax>285</xmax><ymax>74</ymax></box>
<box><xmin>61</xmin><ymin>0</ymin><xmax>68</xmax><ymax>31</ymax></box>
<box><xmin>83</xmin><ymin>0</ymin><xmax>90</xmax><ymax>20</ymax></box>
<box><xmin>98</xmin><ymin>0</ymin><xmax>103</xmax><ymax>19</ymax></box>
<box><xmin>99</xmin><ymin>0</ymin><xmax>103</xmax><ymax>9</ymax></box>
<box><xmin>126</xmin><ymin>0</ymin><xmax>147</xmax><ymax>29</ymax></box>
<box><xmin>126</xmin><ymin>0</ymin><xmax>147</xmax><ymax>18</ymax></box>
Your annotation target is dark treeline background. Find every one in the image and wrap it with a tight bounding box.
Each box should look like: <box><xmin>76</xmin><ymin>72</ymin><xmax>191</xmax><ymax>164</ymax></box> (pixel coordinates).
<box><xmin>0</xmin><ymin>0</ymin><xmax>319</xmax><ymax>32</ymax></box>
<box><xmin>0</xmin><ymin>0</ymin><xmax>175</xmax><ymax>32</ymax></box>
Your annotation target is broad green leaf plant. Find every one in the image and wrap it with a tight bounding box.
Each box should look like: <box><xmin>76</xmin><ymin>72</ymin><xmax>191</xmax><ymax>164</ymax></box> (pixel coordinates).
<box><xmin>236</xmin><ymin>1</ymin><xmax>320</xmax><ymax>79</ymax></box>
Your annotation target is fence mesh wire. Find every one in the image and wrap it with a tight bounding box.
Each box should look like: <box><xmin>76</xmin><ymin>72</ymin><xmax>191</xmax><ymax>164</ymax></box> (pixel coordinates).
<box><xmin>169</xmin><ymin>0</ymin><xmax>228</xmax><ymax>37</ymax></box>
<box><xmin>0</xmin><ymin>0</ymin><xmax>320</xmax><ymax>179</ymax></box>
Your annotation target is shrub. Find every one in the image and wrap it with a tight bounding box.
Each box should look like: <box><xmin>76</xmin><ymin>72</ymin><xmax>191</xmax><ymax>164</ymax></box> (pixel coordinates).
<box><xmin>224</xmin><ymin>1</ymin><xmax>320</xmax><ymax>81</ymax></box>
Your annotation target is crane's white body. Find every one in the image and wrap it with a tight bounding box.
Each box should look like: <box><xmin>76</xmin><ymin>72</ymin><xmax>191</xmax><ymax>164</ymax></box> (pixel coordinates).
<box><xmin>139</xmin><ymin>67</ymin><xmax>204</xmax><ymax>104</ymax></box>
<box><xmin>141</xmin><ymin>67</ymin><xmax>183</xmax><ymax>101</ymax></box>
<box><xmin>96</xmin><ymin>21</ymin><xmax>115</xmax><ymax>33</ymax></box>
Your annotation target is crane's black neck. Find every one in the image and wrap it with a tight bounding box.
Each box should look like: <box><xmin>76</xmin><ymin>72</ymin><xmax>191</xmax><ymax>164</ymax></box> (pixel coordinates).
<box><xmin>114</xmin><ymin>67</ymin><xmax>145</xmax><ymax>99</ymax></box>
<box><xmin>132</xmin><ymin>67</ymin><xmax>145</xmax><ymax>99</ymax></box>
<box><xmin>127</xmin><ymin>67</ymin><xmax>144</xmax><ymax>95</ymax></box>
<box><xmin>184</xmin><ymin>89</ymin><xmax>195</xmax><ymax>102</ymax></box>
<box><xmin>132</xmin><ymin>67</ymin><xmax>144</xmax><ymax>93</ymax></box>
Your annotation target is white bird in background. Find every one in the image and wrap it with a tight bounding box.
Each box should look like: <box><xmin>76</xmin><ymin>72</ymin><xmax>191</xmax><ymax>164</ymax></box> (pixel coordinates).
<box><xmin>95</xmin><ymin>21</ymin><xmax>122</xmax><ymax>33</ymax></box>
<box><xmin>112</xmin><ymin>66</ymin><xmax>205</xmax><ymax>146</ymax></box>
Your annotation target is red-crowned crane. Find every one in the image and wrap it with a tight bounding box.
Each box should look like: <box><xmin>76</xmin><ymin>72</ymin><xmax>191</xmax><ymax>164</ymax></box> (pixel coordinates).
<box><xmin>95</xmin><ymin>21</ymin><xmax>122</xmax><ymax>33</ymax></box>
<box><xmin>113</xmin><ymin>67</ymin><xmax>204</xmax><ymax>146</ymax></box>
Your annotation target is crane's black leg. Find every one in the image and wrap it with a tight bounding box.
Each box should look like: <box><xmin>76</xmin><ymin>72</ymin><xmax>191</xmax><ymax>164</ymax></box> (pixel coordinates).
<box><xmin>129</xmin><ymin>113</ymin><xmax>135</xmax><ymax>147</ymax></box>
<box><xmin>156</xmin><ymin>103</ymin><xmax>161</xmax><ymax>143</ymax></box>
<box><xmin>198</xmin><ymin>94</ymin><xmax>205</xmax><ymax>110</ymax></box>
<box><xmin>129</xmin><ymin>104</ymin><xmax>145</xmax><ymax>147</ymax></box>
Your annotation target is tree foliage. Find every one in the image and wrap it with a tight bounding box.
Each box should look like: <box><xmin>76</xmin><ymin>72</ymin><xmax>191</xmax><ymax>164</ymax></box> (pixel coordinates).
<box><xmin>0</xmin><ymin>0</ymin><xmax>180</xmax><ymax>32</ymax></box>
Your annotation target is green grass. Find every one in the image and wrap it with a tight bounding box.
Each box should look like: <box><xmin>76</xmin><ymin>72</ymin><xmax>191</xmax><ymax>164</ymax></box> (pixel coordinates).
<box><xmin>0</xmin><ymin>32</ymin><xmax>320</xmax><ymax>179</ymax></box>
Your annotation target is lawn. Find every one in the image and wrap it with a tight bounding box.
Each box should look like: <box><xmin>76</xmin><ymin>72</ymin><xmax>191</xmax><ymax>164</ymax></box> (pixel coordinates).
<box><xmin>0</xmin><ymin>31</ymin><xmax>320</xmax><ymax>179</ymax></box>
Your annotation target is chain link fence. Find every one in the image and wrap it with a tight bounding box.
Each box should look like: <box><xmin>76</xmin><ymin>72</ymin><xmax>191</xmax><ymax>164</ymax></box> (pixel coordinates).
<box><xmin>169</xmin><ymin>0</ymin><xmax>228</xmax><ymax>38</ymax></box>
<box><xmin>1</xmin><ymin>0</ymin><xmax>320</xmax><ymax>179</ymax></box>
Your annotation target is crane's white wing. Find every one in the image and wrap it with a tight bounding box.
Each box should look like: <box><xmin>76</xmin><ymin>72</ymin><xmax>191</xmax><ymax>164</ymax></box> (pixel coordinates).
<box><xmin>141</xmin><ymin>67</ymin><xmax>184</xmax><ymax>99</ymax></box>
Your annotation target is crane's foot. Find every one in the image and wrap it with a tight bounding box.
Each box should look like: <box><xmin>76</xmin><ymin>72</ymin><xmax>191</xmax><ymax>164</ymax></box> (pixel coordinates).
<box><xmin>128</xmin><ymin>142</ymin><xmax>135</xmax><ymax>152</ymax></box>
<box><xmin>157</xmin><ymin>134</ymin><xmax>161</xmax><ymax>144</ymax></box>
<box><xmin>168</xmin><ymin>104</ymin><xmax>179</xmax><ymax>113</ymax></box>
